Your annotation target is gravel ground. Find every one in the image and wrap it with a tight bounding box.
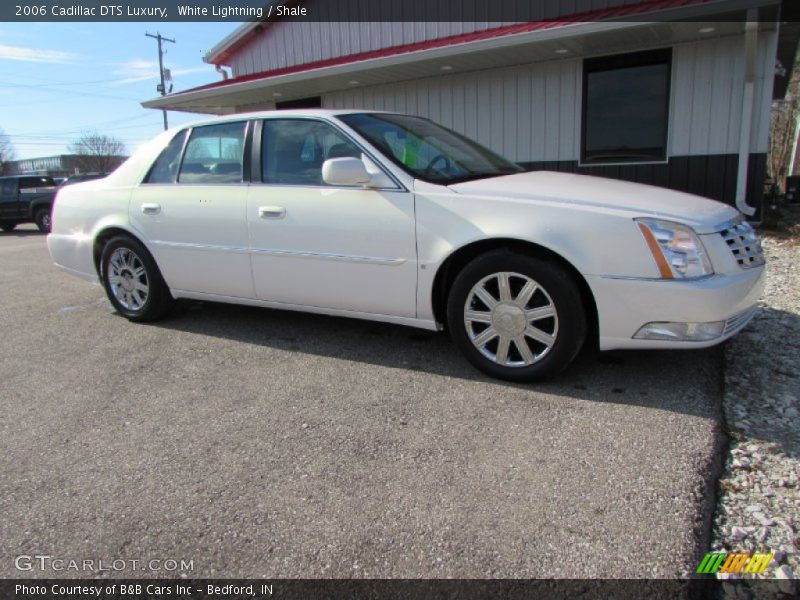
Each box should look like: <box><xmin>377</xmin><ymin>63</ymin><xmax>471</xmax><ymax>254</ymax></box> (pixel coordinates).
<box><xmin>712</xmin><ymin>218</ymin><xmax>800</xmax><ymax>596</ymax></box>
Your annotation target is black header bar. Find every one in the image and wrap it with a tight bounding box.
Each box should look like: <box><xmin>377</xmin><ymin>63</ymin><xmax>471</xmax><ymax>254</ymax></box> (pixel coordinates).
<box><xmin>0</xmin><ymin>0</ymin><xmax>790</xmax><ymax>23</ymax></box>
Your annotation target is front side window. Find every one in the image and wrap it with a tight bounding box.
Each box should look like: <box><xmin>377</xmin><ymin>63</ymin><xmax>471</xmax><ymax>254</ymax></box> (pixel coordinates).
<box><xmin>582</xmin><ymin>48</ymin><xmax>672</xmax><ymax>164</ymax></box>
<box><xmin>339</xmin><ymin>113</ymin><xmax>522</xmax><ymax>184</ymax></box>
<box><xmin>145</xmin><ymin>129</ymin><xmax>188</xmax><ymax>184</ymax></box>
<box><xmin>178</xmin><ymin>121</ymin><xmax>246</xmax><ymax>184</ymax></box>
<box><xmin>262</xmin><ymin>119</ymin><xmax>362</xmax><ymax>185</ymax></box>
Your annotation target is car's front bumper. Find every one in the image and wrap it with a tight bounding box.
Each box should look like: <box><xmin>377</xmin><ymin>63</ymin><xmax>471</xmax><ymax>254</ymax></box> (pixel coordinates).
<box><xmin>587</xmin><ymin>265</ymin><xmax>766</xmax><ymax>350</ymax></box>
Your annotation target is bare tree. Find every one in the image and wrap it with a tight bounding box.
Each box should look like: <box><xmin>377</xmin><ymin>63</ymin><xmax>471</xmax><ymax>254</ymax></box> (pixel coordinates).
<box><xmin>67</xmin><ymin>130</ymin><xmax>127</xmax><ymax>173</ymax></box>
<box><xmin>0</xmin><ymin>128</ymin><xmax>15</xmax><ymax>175</ymax></box>
<box><xmin>769</xmin><ymin>43</ymin><xmax>800</xmax><ymax>192</ymax></box>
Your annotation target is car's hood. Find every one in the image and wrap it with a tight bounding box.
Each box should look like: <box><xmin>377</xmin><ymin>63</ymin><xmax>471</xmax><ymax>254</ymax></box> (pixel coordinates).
<box><xmin>448</xmin><ymin>171</ymin><xmax>740</xmax><ymax>234</ymax></box>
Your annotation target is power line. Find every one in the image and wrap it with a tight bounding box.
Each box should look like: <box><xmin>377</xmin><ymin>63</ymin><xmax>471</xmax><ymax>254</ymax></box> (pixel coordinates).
<box><xmin>0</xmin><ymin>77</ymin><xmax>138</xmax><ymax>89</ymax></box>
<box><xmin>9</xmin><ymin>114</ymin><xmax>157</xmax><ymax>136</ymax></box>
<box><xmin>0</xmin><ymin>81</ymin><xmax>142</xmax><ymax>102</ymax></box>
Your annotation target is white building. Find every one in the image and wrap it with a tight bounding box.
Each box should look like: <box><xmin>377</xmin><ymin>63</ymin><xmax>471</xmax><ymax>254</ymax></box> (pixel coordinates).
<box><xmin>144</xmin><ymin>0</ymin><xmax>799</xmax><ymax>217</ymax></box>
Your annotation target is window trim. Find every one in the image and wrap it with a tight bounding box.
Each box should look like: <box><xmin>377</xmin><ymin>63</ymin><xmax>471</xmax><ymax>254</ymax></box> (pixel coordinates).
<box><xmin>580</xmin><ymin>48</ymin><xmax>673</xmax><ymax>167</ymax></box>
<box><xmin>252</xmin><ymin>116</ymin><xmax>405</xmax><ymax>192</ymax></box>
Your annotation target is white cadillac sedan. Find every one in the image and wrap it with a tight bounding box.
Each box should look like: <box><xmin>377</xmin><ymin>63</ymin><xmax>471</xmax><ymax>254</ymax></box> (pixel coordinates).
<box><xmin>48</xmin><ymin>110</ymin><xmax>765</xmax><ymax>381</ymax></box>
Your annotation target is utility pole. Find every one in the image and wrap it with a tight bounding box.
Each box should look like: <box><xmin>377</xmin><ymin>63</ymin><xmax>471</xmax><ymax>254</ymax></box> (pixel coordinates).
<box><xmin>146</xmin><ymin>32</ymin><xmax>175</xmax><ymax>131</ymax></box>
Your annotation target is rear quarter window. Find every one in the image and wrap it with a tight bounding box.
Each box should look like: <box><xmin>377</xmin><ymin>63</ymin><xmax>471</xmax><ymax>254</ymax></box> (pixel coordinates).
<box><xmin>145</xmin><ymin>129</ymin><xmax>188</xmax><ymax>184</ymax></box>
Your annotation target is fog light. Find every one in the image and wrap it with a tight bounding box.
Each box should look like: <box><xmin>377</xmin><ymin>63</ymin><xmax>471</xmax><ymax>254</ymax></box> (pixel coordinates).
<box><xmin>633</xmin><ymin>320</ymin><xmax>726</xmax><ymax>341</ymax></box>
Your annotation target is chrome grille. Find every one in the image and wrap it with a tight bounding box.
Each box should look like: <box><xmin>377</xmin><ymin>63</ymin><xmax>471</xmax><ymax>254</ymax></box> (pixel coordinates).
<box><xmin>720</xmin><ymin>220</ymin><xmax>765</xmax><ymax>269</ymax></box>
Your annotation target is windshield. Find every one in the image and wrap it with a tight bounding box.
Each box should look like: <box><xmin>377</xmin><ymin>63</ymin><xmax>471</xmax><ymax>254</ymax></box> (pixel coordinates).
<box><xmin>338</xmin><ymin>113</ymin><xmax>523</xmax><ymax>185</ymax></box>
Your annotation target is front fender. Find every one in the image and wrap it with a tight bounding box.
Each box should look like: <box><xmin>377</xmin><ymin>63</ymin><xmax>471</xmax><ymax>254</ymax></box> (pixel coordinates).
<box><xmin>414</xmin><ymin>189</ymin><xmax>660</xmax><ymax>322</ymax></box>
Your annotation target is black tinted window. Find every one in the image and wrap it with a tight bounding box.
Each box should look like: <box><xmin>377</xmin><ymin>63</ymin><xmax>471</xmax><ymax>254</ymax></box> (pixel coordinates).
<box><xmin>146</xmin><ymin>130</ymin><xmax>187</xmax><ymax>184</ymax></box>
<box><xmin>19</xmin><ymin>176</ymin><xmax>55</xmax><ymax>189</ymax></box>
<box><xmin>582</xmin><ymin>49</ymin><xmax>671</xmax><ymax>164</ymax></box>
<box><xmin>262</xmin><ymin>119</ymin><xmax>361</xmax><ymax>185</ymax></box>
<box><xmin>178</xmin><ymin>122</ymin><xmax>246</xmax><ymax>184</ymax></box>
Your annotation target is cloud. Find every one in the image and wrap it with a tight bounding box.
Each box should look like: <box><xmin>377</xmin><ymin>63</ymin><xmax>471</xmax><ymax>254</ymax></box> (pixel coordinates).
<box><xmin>0</xmin><ymin>44</ymin><xmax>78</xmax><ymax>63</ymax></box>
<box><xmin>111</xmin><ymin>59</ymin><xmax>210</xmax><ymax>86</ymax></box>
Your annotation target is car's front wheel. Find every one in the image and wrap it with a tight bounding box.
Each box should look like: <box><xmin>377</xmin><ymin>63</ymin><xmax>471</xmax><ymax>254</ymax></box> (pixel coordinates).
<box><xmin>100</xmin><ymin>235</ymin><xmax>173</xmax><ymax>322</ymax></box>
<box><xmin>447</xmin><ymin>250</ymin><xmax>586</xmax><ymax>382</ymax></box>
<box><xmin>34</xmin><ymin>208</ymin><xmax>51</xmax><ymax>233</ymax></box>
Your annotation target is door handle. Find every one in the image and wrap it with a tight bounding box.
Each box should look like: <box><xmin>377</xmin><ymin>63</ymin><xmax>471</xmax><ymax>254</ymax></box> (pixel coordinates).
<box><xmin>258</xmin><ymin>206</ymin><xmax>286</xmax><ymax>219</ymax></box>
<box><xmin>141</xmin><ymin>203</ymin><xmax>161</xmax><ymax>215</ymax></box>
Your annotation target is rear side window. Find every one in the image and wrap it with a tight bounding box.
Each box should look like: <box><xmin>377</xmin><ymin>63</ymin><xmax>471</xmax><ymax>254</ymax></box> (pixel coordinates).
<box><xmin>145</xmin><ymin>130</ymin><xmax>188</xmax><ymax>184</ymax></box>
<box><xmin>19</xmin><ymin>176</ymin><xmax>55</xmax><ymax>190</ymax></box>
<box><xmin>178</xmin><ymin>122</ymin><xmax>246</xmax><ymax>184</ymax></box>
<box><xmin>1</xmin><ymin>179</ymin><xmax>15</xmax><ymax>196</ymax></box>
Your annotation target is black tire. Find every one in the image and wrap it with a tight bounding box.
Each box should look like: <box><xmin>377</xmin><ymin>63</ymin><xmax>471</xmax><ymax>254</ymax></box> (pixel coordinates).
<box><xmin>100</xmin><ymin>235</ymin><xmax>173</xmax><ymax>322</ymax></box>
<box><xmin>0</xmin><ymin>221</ymin><xmax>17</xmax><ymax>232</ymax></box>
<box><xmin>447</xmin><ymin>250</ymin><xmax>586</xmax><ymax>382</ymax></box>
<box><xmin>34</xmin><ymin>207</ymin><xmax>51</xmax><ymax>233</ymax></box>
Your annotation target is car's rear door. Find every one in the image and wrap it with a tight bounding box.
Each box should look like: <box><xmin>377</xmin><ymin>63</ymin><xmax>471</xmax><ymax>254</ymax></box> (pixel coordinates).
<box><xmin>0</xmin><ymin>179</ymin><xmax>17</xmax><ymax>219</ymax></box>
<box><xmin>247</xmin><ymin>117</ymin><xmax>417</xmax><ymax>317</ymax></box>
<box><xmin>130</xmin><ymin>121</ymin><xmax>255</xmax><ymax>299</ymax></box>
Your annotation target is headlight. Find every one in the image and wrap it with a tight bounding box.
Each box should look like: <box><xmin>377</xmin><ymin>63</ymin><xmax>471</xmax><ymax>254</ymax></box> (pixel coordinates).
<box><xmin>635</xmin><ymin>218</ymin><xmax>713</xmax><ymax>279</ymax></box>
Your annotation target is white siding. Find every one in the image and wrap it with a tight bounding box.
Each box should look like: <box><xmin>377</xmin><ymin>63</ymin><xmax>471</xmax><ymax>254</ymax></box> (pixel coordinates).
<box><xmin>322</xmin><ymin>33</ymin><xmax>776</xmax><ymax>162</ymax></box>
<box><xmin>227</xmin><ymin>0</ymin><xmax>650</xmax><ymax>77</ymax></box>
<box><xmin>324</xmin><ymin>58</ymin><xmax>582</xmax><ymax>162</ymax></box>
<box><xmin>670</xmin><ymin>32</ymin><xmax>776</xmax><ymax>157</ymax></box>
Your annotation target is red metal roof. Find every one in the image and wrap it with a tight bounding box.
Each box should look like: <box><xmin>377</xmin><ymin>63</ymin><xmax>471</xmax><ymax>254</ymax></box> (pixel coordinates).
<box><xmin>180</xmin><ymin>0</ymin><xmax>715</xmax><ymax>99</ymax></box>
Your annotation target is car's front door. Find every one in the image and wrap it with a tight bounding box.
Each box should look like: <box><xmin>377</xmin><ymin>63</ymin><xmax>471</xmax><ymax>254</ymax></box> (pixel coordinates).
<box><xmin>130</xmin><ymin>121</ymin><xmax>254</xmax><ymax>299</ymax></box>
<box><xmin>248</xmin><ymin>118</ymin><xmax>417</xmax><ymax>317</ymax></box>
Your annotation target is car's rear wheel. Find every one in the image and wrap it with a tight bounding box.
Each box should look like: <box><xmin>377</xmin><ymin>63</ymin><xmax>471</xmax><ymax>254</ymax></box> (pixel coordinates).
<box><xmin>0</xmin><ymin>221</ymin><xmax>17</xmax><ymax>232</ymax></box>
<box><xmin>34</xmin><ymin>208</ymin><xmax>51</xmax><ymax>233</ymax></box>
<box><xmin>447</xmin><ymin>250</ymin><xmax>586</xmax><ymax>381</ymax></box>
<box><xmin>100</xmin><ymin>235</ymin><xmax>173</xmax><ymax>322</ymax></box>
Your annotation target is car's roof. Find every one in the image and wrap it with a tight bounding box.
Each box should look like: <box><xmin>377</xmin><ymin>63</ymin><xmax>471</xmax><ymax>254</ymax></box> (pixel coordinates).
<box><xmin>174</xmin><ymin>108</ymin><xmax>399</xmax><ymax>132</ymax></box>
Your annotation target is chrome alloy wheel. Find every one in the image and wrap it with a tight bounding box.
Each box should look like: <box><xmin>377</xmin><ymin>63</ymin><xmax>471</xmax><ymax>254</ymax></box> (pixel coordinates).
<box><xmin>107</xmin><ymin>247</ymin><xmax>149</xmax><ymax>311</ymax></box>
<box><xmin>463</xmin><ymin>271</ymin><xmax>559</xmax><ymax>367</ymax></box>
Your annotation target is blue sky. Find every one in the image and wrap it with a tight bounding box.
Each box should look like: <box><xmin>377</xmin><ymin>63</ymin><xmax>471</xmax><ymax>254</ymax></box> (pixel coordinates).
<box><xmin>0</xmin><ymin>22</ymin><xmax>240</xmax><ymax>159</ymax></box>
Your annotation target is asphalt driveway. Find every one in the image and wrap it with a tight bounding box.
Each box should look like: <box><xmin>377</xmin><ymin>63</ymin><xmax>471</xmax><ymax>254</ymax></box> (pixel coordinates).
<box><xmin>0</xmin><ymin>226</ymin><xmax>724</xmax><ymax>578</ymax></box>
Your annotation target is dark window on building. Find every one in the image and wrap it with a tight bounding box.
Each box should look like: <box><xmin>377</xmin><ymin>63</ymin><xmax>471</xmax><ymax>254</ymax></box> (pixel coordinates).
<box><xmin>177</xmin><ymin>122</ymin><xmax>246</xmax><ymax>184</ymax></box>
<box><xmin>275</xmin><ymin>96</ymin><xmax>322</xmax><ymax>110</ymax></box>
<box><xmin>145</xmin><ymin>129</ymin><xmax>188</xmax><ymax>184</ymax></box>
<box><xmin>581</xmin><ymin>48</ymin><xmax>672</xmax><ymax>165</ymax></box>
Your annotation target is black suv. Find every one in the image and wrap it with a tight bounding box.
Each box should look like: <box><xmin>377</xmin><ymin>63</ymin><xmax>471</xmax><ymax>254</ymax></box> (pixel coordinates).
<box><xmin>0</xmin><ymin>175</ymin><xmax>58</xmax><ymax>233</ymax></box>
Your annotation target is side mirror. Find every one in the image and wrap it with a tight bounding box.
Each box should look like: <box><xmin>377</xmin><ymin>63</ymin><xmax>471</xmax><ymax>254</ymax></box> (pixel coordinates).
<box><xmin>322</xmin><ymin>157</ymin><xmax>371</xmax><ymax>186</ymax></box>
